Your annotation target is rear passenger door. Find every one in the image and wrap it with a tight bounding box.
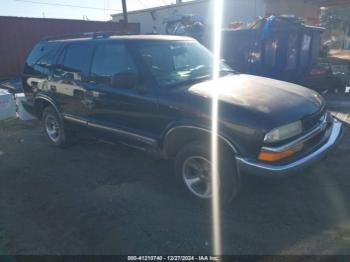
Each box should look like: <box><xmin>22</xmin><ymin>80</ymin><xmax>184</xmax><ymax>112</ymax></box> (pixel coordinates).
<box><xmin>50</xmin><ymin>42</ymin><xmax>94</xmax><ymax>120</ymax></box>
<box><xmin>86</xmin><ymin>41</ymin><xmax>159</xmax><ymax>144</ymax></box>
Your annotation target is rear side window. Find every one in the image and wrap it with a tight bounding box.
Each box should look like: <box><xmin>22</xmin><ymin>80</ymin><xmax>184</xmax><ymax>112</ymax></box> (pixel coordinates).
<box><xmin>90</xmin><ymin>43</ymin><xmax>137</xmax><ymax>85</ymax></box>
<box><xmin>300</xmin><ymin>34</ymin><xmax>311</xmax><ymax>67</ymax></box>
<box><xmin>286</xmin><ymin>33</ymin><xmax>298</xmax><ymax>70</ymax></box>
<box><xmin>24</xmin><ymin>42</ymin><xmax>60</xmax><ymax>75</ymax></box>
<box><xmin>26</xmin><ymin>43</ymin><xmax>45</xmax><ymax>66</ymax></box>
<box><xmin>61</xmin><ymin>43</ymin><xmax>94</xmax><ymax>77</ymax></box>
<box><xmin>264</xmin><ymin>38</ymin><xmax>278</xmax><ymax>68</ymax></box>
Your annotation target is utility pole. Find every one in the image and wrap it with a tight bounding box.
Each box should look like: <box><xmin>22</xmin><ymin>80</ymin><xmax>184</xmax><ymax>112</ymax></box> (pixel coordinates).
<box><xmin>121</xmin><ymin>0</ymin><xmax>128</xmax><ymax>23</ymax></box>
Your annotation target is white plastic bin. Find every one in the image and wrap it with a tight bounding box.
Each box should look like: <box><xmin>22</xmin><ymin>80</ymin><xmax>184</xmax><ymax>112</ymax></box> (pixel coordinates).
<box><xmin>0</xmin><ymin>89</ymin><xmax>16</xmax><ymax>120</ymax></box>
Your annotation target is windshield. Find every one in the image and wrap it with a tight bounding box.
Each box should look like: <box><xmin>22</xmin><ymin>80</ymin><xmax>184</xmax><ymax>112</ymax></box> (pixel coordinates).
<box><xmin>135</xmin><ymin>41</ymin><xmax>234</xmax><ymax>87</ymax></box>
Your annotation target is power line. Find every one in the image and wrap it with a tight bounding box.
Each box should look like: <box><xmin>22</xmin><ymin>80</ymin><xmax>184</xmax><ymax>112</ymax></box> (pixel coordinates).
<box><xmin>14</xmin><ymin>0</ymin><xmax>122</xmax><ymax>12</ymax></box>
<box><xmin>161</xmin><ymin>0</ymin><xmax>170</xmax><ymax>5</ymax></box>
<box><xmin>136</xmin><ymin>0</ymin><xmax>148</xmax><ymax>9</ymax></box>
<box><xmin>136</xmin><ymin>0</ymin><xmax>172</xmax><ymax>9</ymax></box>
<box><xmin>103</xmin><ymin>0</ymin><xmax>107</xmax><ymax>17</ymax></box>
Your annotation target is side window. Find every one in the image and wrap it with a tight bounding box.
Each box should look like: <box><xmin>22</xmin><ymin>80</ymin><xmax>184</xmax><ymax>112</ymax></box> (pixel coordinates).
<box><xmin>24</xmin><ymin>42</ymin><xmax>60</xmax><ymax>75</ymax></box>
<box><xmin>90</xmin><ymin>43</ymin><xmax>137</xmax><ymax>85</ymax></box>
<box><xmin>300</xmin><ymin>34</ymin><xmax>311</xmax><ymax>67</ymax></box>
<box><xmin>26</xmin><ymin>43</ymin><xmax>46</xmax><ymax>67</ymax></box>
<box><xmin>264</xmin><ymin>39</ymin><xmax>278</xmax><ymax>68</ymax></box>
<box><xmin>286</xmin><ymin>33</ymin><xmax>298</xmax><ymax>70</ymax></box>
<box><xmin>57</xmin><ymin>43</ymin><xmax>94</xmax><ymax>80</ymax></box>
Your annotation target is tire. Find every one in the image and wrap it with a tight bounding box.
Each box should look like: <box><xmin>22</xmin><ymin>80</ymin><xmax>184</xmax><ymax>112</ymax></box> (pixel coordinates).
<box><xmin>42</xmin><ymin>106</ymin><xmax>69</xmax><ymax>147</ymax></box>
<box><xmin>175</xmin><ymin>141</ymin><xmax>240</xmax><ymax>204</ymax></box>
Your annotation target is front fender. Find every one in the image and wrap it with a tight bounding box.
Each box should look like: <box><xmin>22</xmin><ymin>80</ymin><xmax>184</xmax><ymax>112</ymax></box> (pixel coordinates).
<box><xmin>161</xmin><ymin>124</ymin><xmax>241</xmax><ymax>158</ymax></box>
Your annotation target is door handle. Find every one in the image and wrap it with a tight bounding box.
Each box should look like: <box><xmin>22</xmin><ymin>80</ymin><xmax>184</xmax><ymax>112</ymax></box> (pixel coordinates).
<box><xmin>50</xmin><ymin>85</ymin><xmax>57</xmax><ymax>92</ymax></box>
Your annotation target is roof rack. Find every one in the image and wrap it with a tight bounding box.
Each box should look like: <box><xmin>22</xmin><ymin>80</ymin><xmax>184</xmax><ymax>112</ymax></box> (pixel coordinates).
<box><xmin>42</xmin><ymin>31</ymin><xmax>137</xmax><ymax>42</ymax></box>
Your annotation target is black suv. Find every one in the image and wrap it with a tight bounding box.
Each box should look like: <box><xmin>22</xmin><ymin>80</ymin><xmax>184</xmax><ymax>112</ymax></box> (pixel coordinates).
<box><xmin>22</xmin><ymin>33</ymin><xmax>342</xmax><ymax>202</ymax></box>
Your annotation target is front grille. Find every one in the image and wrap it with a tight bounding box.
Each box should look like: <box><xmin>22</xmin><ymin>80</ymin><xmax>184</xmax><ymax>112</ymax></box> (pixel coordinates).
<box><xmin>302</xmin><ymin>109</ymin><xmax>326</xmax><ymax>132</ymax></box>
<box><xmin>303</xmin><ymin>128</ymin><xmax>326</xmax><ymax>151</ymax></box>
<box><xmin>272</xmin><ymin>112</ymin><xmax>331</xmax><ymax>165</ymax></box>
<box><xmin>275</xmin><ymin>126</ymin><xmax>328</xmax><ymax>165</ymax></box>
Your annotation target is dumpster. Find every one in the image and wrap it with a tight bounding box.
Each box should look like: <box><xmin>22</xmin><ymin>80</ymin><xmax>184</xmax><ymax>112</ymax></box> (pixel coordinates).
<box><xmin>218</xmin><ymin>16</ymin><xmax>335</xmax><ymax>93</ymax></box>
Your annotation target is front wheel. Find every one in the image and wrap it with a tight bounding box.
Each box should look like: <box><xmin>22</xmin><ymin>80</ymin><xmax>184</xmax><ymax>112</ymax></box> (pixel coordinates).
<box><xmin>175</xmin><ymin>142</ymin><xmax>240</xmax><ymax>204</ymax></box>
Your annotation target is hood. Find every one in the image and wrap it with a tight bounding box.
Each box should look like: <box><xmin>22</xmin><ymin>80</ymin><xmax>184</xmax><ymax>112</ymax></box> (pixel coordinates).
<box><xmin>188</xmin><ymin>74</ymin><xmax>325</xmax><ymax>128</ymax></box>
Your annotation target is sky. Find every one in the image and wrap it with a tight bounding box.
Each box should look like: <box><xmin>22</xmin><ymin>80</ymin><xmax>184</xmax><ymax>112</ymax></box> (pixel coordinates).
<box><xmin>0</xmin><ymin>0</ymin><xmax>190</xmax><ymax>21</ymax></box>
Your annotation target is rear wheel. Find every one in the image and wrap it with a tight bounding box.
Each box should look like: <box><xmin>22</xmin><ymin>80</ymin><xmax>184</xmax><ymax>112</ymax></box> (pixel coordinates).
<box><xmin>42</xmin><ymin>106</ymin><xmax>69</xmax><ymax>147</ymax></box>
<box><xmin>175</xmin><ymin>142</ymin><xmax>240</xmax><ymax>204</ymax></box>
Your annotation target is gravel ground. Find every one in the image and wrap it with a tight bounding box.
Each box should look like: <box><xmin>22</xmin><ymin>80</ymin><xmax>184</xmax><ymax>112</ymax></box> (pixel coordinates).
<box><xmin>0</xmin><ymin>115</ymin><xmax>350</xmax><ymax>255</ymax></box>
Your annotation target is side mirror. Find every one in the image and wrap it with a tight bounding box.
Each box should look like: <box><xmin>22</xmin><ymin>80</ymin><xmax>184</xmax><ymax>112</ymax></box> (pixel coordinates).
<box><xmin>111</xmin><ymin>71</ymin><xmax>138</xmax><ymax>89</ymax></box>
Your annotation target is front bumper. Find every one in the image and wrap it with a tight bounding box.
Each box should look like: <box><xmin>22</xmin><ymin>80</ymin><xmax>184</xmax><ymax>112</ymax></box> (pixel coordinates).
<box><xmin>236</xmin><ymin>118</ymin><xmax>343</xmax><ymax>177</ymax></box>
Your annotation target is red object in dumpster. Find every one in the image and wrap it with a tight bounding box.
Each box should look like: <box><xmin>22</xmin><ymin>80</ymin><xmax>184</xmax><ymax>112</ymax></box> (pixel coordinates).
<box><xmin>229</xmin><ymin>22</ymin><xmax>244</xmax><ymax>30</ymax></box>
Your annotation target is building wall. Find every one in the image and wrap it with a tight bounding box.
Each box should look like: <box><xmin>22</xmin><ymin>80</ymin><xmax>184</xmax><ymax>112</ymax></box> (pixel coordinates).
<box><xmin>112</xmin><ymin>0</ymin><xmax>266</xmax><ymax>34</ymax></box>
<box><xmin>264</xmin><ymin>0</ymin><xmax>321</xmax><ymax>25</ymax></box>
<box><xmin>0</xmin><ymin>16</ymin><xmax>139</xmax><ymax>79</ymax></box>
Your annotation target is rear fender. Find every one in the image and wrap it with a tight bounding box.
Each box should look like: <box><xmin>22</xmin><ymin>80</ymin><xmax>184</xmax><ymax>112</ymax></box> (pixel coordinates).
<box><xmin>34</xmin><ymin>94</ymin><xmax>62</xmax><ymax>120</ymax></box>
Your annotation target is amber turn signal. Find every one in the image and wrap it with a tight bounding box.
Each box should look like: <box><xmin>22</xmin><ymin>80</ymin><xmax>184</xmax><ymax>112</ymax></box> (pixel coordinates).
<box><xmin>258</xmin><ymin>149</ymin><xmax>295</xmax><ymax>162</ymax></box>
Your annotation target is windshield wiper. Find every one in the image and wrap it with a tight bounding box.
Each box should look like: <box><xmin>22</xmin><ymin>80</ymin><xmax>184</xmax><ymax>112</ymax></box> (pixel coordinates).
<box><xmin>166</xmin><ymin>74</ymin><xmax>212</xmax><ymax>88</ymax></box>
<box><xmin>220</xmin><ymin>69</ymin><xmax>238</xmax><ymax>76</ymax></box>
<box><xmin>163</xmin><ymin>68</ymin><xmax>238</xmax><ymax>88</ymax></box>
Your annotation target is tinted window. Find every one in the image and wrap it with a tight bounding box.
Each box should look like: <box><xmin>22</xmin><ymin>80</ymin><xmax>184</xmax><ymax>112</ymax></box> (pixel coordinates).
<box><xmin>26</xmin><ymin>43</ymin><xmax>45</xmax><ymax>66</ymax></box>
<box><xmin>300</xmin><ymin>34</ymin><xmax>311</xmax><ymax>66</ymax></box>
<box><xmin>264</xmin><ymin>39</ymin><xmax>278</xmax><ymax>67</ymax></box>
<box><xmin>286</xmin><ymin>33</ymin><xmax>298</xmax><ymax>70</ymax></box>
<box><xmin>90</xmin><ymin>43</ymin><xmax>137</xmax><ymax>85</ymax></box>
<box><xmin>62</xmin><ymin>43</ymin><xmax>94</xmax><ymax>77</ymax></box>
<box><xmin>24</xmin><ymin>42</ymin><xmax>60</xmax><ymax>75</ymax></box>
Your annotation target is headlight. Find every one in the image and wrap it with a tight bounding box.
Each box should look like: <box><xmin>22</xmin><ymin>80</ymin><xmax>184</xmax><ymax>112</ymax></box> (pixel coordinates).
<box><xmin>264</xmin><ymin>120</ymin><xmax>302</xmax><ymax>143</ymax></box>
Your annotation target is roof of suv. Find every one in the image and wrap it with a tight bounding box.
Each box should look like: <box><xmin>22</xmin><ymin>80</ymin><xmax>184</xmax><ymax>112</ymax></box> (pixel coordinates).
<box><xmin>47</xmin><ymin>34</ymin><xmax>194</xmax><ymax>43</ymax></box>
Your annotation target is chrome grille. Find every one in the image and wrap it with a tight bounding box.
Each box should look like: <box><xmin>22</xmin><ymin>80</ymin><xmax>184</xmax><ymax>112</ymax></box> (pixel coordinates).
<box><xmin>302</xmin><ymin>110</ymin><xmax>326</xmax><ymax>132</ymax></box>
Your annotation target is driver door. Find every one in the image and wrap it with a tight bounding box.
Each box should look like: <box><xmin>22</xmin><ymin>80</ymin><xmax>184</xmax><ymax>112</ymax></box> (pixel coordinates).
<box><xmin>85</xmin><ymin>42</ymin><xmax>160</xmax><ymax>143</ymax></box>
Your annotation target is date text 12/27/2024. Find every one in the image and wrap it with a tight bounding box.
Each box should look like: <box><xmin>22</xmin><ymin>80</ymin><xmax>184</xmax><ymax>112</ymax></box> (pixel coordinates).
<box><xmin>127</xmin><ymin>256</ymin><xmax>219</xmax><ymax>261</ymax></box>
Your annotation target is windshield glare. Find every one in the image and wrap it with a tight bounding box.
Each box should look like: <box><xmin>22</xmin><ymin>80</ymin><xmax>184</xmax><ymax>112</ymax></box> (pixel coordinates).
<box><xmin>136</xmin><ymin>41</ymin><xmax>232</xmax><ymax>87</ymax></box>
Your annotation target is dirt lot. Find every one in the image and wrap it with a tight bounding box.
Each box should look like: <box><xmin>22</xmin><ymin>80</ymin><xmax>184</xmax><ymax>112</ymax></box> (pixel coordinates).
<box><xmin>0</xmin><ymin>114</ymin><xmax>350</xmax><ymax>255</ymax></box>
